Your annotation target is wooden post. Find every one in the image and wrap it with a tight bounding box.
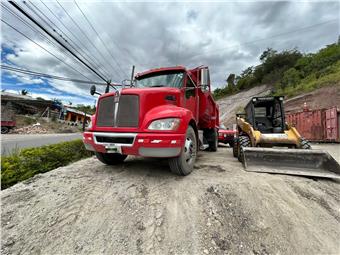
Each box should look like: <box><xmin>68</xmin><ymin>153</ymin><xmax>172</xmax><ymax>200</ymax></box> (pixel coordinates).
<box><xmin>82</xmin><ymin>113</ymin><xmax>86</xmax><ymax>132</ymax></box>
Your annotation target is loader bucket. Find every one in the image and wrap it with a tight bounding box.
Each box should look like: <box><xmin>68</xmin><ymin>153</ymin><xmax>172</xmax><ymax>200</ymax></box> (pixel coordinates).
<box><xmin>242</xmin><ymin>148</ymin><xmax>340</xmax><ymax>179</ymax></box>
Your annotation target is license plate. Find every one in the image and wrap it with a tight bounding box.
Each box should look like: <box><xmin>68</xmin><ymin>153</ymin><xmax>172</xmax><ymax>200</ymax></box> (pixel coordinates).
<box><xmin>105</xmin><ymin>144</ymin><xmax>122</xmax><ymax>153</ymax></box>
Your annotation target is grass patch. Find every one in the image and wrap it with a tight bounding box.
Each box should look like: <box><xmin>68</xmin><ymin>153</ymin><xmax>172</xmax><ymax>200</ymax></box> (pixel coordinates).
<box><xmin>1</xmin><ymin>139</ymin><xmax>92</xmax><ymax>189</ymax></box>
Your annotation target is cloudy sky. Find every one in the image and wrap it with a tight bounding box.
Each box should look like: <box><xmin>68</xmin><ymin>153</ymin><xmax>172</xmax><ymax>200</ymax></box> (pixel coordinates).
<box><xmin>1</xmin><ymin>0</ymin><xmax>339</xmax><ymax>105</ymax></box>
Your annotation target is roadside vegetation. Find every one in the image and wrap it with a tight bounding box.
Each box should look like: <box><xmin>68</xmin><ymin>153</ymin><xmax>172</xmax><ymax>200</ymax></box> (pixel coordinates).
<box><xmin>213</xmin><ymin>43</ymin><xmax>340</xmax><ymax>99</ymax></box>
<box><xmin>1</xmin><ymin>139</ymin><xmax>92</xmax><ymax>189</ymax></box>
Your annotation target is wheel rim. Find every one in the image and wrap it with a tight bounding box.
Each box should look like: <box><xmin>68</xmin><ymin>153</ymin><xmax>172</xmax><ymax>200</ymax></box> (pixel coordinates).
<box><xmin>184</xmin><ymin>136</ymin><xmax>196</xmax><ymax>165</ymax></box>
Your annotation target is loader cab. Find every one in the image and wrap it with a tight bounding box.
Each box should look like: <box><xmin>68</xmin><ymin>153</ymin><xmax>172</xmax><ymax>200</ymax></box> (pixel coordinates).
<box><xmin>245</xmin><ymin>96</ymin><xmax>285</xmax><ymax>133</ymax></box>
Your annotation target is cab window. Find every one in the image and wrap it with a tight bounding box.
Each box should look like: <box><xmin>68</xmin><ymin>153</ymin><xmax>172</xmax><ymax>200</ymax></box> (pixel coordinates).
<box><xmin>185</xmin><ymin>76</ymin><xmax>196</xmax><ymax>99</ymax></box>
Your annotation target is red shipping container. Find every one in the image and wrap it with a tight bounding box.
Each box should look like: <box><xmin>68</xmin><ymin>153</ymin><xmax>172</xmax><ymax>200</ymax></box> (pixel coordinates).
<box><xmin>325</xmin><ymin>107</ymin><xmax>340</xmax><ymax>142</ymax></box>
<box><xmin>286</xmin><ymin>107</ymin><xmax>340</xmax><ymax>142</ymax></box>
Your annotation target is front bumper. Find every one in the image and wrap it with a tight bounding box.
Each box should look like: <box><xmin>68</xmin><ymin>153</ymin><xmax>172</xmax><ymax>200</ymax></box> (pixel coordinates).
<box><xmin>83</xmin><ymin>131</ymin><xmax>185</xmax><ymax>158</ymax></box>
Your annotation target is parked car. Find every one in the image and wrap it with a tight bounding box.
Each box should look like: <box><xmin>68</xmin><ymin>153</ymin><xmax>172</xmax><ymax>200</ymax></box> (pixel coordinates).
<box><xmin>218</xmin><ymin>124</ymin><xmax>236</xmax><ymax>147</ymax></box>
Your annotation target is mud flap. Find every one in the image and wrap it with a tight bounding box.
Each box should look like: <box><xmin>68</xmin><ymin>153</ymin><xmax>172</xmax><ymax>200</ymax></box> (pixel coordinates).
<box><xmin>242</xmin><ymin>147</ymin><xmax>340</xmax><ymax>179</ymax></box>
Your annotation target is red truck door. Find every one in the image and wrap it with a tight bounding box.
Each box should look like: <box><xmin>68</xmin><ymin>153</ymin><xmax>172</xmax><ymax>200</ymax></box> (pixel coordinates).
<box><xmin>184</xmin><ymin>74</ymin><xmax>198</xmax><ymax>121</ymax></box>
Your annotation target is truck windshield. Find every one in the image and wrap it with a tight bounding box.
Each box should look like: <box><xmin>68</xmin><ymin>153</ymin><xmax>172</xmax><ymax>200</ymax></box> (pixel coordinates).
<box><xmin>135</xmin><ymin>72</ymin><xmax>184</xmax><ymax>88</ymax></box>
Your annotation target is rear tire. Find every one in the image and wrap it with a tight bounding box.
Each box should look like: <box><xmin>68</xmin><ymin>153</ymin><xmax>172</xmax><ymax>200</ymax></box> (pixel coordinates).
<box><xmin>169</xmin><ymin>126</ymin><xmax>197</xmax><ymax>176</ymax></box>
<box><xmin>238</xmin><ymin>136</ymin><xmax>251</xmax><ymax>162</ymax></box>
<box><xmin>232</xmin><ymin>137</ymin><xmax>238</xmax><ymax>158</ymax></box>
<box><xmin>206</xmin><ymin>128</ymin><xmax>218</xmax><ymax>152</ymax></box>
<box><xmin>300</xmin><ymin>137</ymin><xmax>311</xmax><ymax>149</ymax></box>
<box><xmin>95</xmin><ymin>152</ymin><xmax>127</xmax><ymax>165</ymax></box>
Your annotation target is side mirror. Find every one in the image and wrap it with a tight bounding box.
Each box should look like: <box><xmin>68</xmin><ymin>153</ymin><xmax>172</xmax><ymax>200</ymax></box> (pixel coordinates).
<box><xmin>105</xmin><ymin>84</ymin><xmax>110</xmax><ymax>93</ymax></box>
<box><xmin>90</xmin><ymin>85</ymin><xmax>101</xmax><ymax>96</ymax></box>
<box><xmin>199</xmin><ymin>68</ymin><xmax>209</xmax><ymax>91</ymax></box>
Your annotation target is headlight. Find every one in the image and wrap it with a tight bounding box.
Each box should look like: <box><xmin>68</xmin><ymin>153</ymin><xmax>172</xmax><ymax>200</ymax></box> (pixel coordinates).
<box><xmin>148</xmin><ymin>118</ymin><xmax>180</xmax><ymax>131</ymax></box>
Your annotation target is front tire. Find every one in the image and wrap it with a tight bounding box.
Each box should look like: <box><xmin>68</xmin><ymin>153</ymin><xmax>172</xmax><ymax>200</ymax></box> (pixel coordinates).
<box><xmin>169</xmin><ymin>126</ymin><xmax>197</xmax><ymax>176</ymax></box>
<box><xmin>95</xmin><ymin>152</ymin><xmax>127</xmax><ymax>165</ymax></box>
<box><xmin>238</xmin><ymin>136</ymin><xmax>251</xmax><ymax>162</ymax></box>
<box><xmin>232</xmin><ymin>137</ymin><xmax>238</xmax><ymax>158</ymax></box>
<box><xmin>300</xmin><ymin>137</ymin><xmax>311</xmax><ymax>149</ymax></box>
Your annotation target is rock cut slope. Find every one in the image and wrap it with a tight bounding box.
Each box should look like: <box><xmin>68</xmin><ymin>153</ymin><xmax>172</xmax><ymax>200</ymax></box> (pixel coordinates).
<box><xmin>217</xmin><ymin>85</ymin><xmax>272</xmax><ymax>127</ymax></box>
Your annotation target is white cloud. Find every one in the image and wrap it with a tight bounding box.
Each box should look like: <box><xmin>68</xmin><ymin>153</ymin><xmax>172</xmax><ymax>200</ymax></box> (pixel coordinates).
<box><xmin>1</xmin><ymin>0</ymin><xmax>339</xmax><ymax>95</ymax></box>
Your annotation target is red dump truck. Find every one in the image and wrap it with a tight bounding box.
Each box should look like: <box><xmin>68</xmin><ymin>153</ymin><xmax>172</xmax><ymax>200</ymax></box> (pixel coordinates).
<box><xmin>83</xmin><ymin>66</ymin><xmax>219</xmax><ymax>175</ymax></box>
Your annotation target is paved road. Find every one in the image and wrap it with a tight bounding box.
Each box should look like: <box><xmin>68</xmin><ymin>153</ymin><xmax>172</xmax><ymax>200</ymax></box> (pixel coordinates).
<box><xmin>1</xmin><ymin>133</ymin><xmax>82</xmax><ymax>155</ymax></box>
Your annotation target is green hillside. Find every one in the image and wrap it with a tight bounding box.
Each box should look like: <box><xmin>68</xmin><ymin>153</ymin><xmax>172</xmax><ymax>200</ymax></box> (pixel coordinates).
<box><xmin>214</xmin><ymin>43</ymin><xmax>340</xmax><ymax>100</ymax></box>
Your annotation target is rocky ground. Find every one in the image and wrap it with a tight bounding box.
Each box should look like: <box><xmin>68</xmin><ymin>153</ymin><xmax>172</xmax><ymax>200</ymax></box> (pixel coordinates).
<box><xmin>1</xmin><ymin>145</ymin><xmax>340</xmax><ymax>255</ymax></box>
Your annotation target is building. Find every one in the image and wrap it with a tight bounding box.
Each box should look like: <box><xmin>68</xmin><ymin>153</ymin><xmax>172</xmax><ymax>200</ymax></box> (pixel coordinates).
<box><xmin>63</xmin><ymin>106</ymin><xmax>92</xmax><ymax>125</ymax></box>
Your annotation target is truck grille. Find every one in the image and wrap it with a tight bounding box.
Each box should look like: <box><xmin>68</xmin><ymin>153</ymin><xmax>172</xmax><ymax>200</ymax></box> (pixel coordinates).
<box><xmin>96</xmin><ymin>95</ymin><xmax>139</xmax><ymax>128</ymax></box>
<box><xmin>117</xmin><ymin>95</ymin><xmax>139</xmax><ymax>127</ymax></box>
<box><xmin>96</xmin><ymin>96</ymin><xmax>115</xmax><ymax>127</ymax></box>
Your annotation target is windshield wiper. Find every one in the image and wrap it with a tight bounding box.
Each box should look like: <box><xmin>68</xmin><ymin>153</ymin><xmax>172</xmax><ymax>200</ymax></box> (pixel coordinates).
<box><xmin>150</xmin><ymin>85</ymin><xmax>165</xmax><ymax>87</ymax></box>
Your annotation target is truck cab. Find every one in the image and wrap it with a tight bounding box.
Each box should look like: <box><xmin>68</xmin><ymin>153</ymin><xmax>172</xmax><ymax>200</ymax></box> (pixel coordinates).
<box><xmin>83</xmin><ymin>66</ymin><xmax>219</xmax><ymax>175</ymax></box>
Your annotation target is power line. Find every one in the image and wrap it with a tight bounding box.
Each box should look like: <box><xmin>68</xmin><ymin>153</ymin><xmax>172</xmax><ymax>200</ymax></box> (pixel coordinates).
<box><xmin>56</xmin><ymin>0</ymin><xmax>123</xmax><ymax>80</ymax></box>
<box><xmin>74</xmin><ymin>0</ymin><xmax>129</xmax><ymax>78</ymax></box>
<box><xmin>1</xmin><ymin>2</ymin><xmax>97</xmax><ymax>80</ymax></box>
<box><xmin>24</xmin><ymin>1</ymin><xmax>111</xmax><ymax>80</ymax></box>
<box><xmin>1</xmin><ymin>64</ymin><xmax>107</xmax><ymax>86</ymax></box>
<box><xmin>1</xmin><ymin>18</ymin><xmax>95</xmax><ymax>82</ymax></box>
<box><xmin>8</xmin><ymin>0</ymin><xmax>109</xmax><ymax>83</ymax></box>
<box><xmin>39</xmin><ymin>0</ymin><xmax>112</xmax><ymax>78</ymax></box>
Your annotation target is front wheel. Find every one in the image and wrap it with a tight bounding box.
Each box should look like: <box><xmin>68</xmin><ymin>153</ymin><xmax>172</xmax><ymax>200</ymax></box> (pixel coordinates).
<box><xmin>95</xmin><ymin>152</ymin><xmax>127</xmax><ymax>165</ymax></box>
<box><xmin>169</xmin><ymin>126</ymin><xmax>197</xmax><ymax>176</ymax></box>
<box><xmin>300</xmin><ymin>137</ymin><xmax>312</xmax><ymax>149</ymax></box>
<box><xmin>238</xmin><ymin>136</ymin><xmax>251</xmax><ymax>163</ymax></box>
<box><xmin>232</xmin><ymin>137</ymin><xmax>238</xmax><ymax>158</ymax></box>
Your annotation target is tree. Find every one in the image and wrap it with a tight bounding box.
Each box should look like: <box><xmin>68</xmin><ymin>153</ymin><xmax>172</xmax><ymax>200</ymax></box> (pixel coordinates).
<box><xmin>260</xmin><ymin>48</ymin><xmax>277</xmax><ymax>62</ymax></box>
<box><xmin>226</xmin><ymin>74</ymin><xmax>235</xmax><ymax>87</ymax></box>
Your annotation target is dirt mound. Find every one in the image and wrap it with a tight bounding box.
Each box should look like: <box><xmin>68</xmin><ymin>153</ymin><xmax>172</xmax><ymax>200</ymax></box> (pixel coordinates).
<box><xmin>285</xmin><ymin>84</ymin><xmax>340</xmax><ymax>113</ymax></box>
<box><xmin>1</xmin><ymin>147</ymin><xmax>339</xmax><ymax>254</ymax></box>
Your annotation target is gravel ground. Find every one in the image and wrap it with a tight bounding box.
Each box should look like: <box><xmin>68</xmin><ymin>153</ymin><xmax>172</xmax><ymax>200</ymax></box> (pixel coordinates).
<box><xmin>1</xmin><ymin>145</ymin><xmax>340</xmax><ymax>255</ymax></box>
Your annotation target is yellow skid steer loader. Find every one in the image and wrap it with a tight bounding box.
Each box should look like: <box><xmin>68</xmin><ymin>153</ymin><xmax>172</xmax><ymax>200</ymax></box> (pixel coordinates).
<box><xmin>233</xmin><ymin>96</ymin><xmax>340</xmax><ymax>179</ymax></box>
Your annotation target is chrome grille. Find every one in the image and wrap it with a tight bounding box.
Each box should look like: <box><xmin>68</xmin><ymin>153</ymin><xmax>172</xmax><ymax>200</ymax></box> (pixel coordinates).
<box><xmin>117</xmin><ymin>95</ymin><xmax>139</xmax><ymax>127</ymax></box>
<box><xmin>96</xmin><ymin>96</ymin><xmax>115</xmax><ymax>127</ymax></box>
<box><xmin>96</xmin><ymin>94</ymin><xmax>139</xmax><ymax>127</ymax></box>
